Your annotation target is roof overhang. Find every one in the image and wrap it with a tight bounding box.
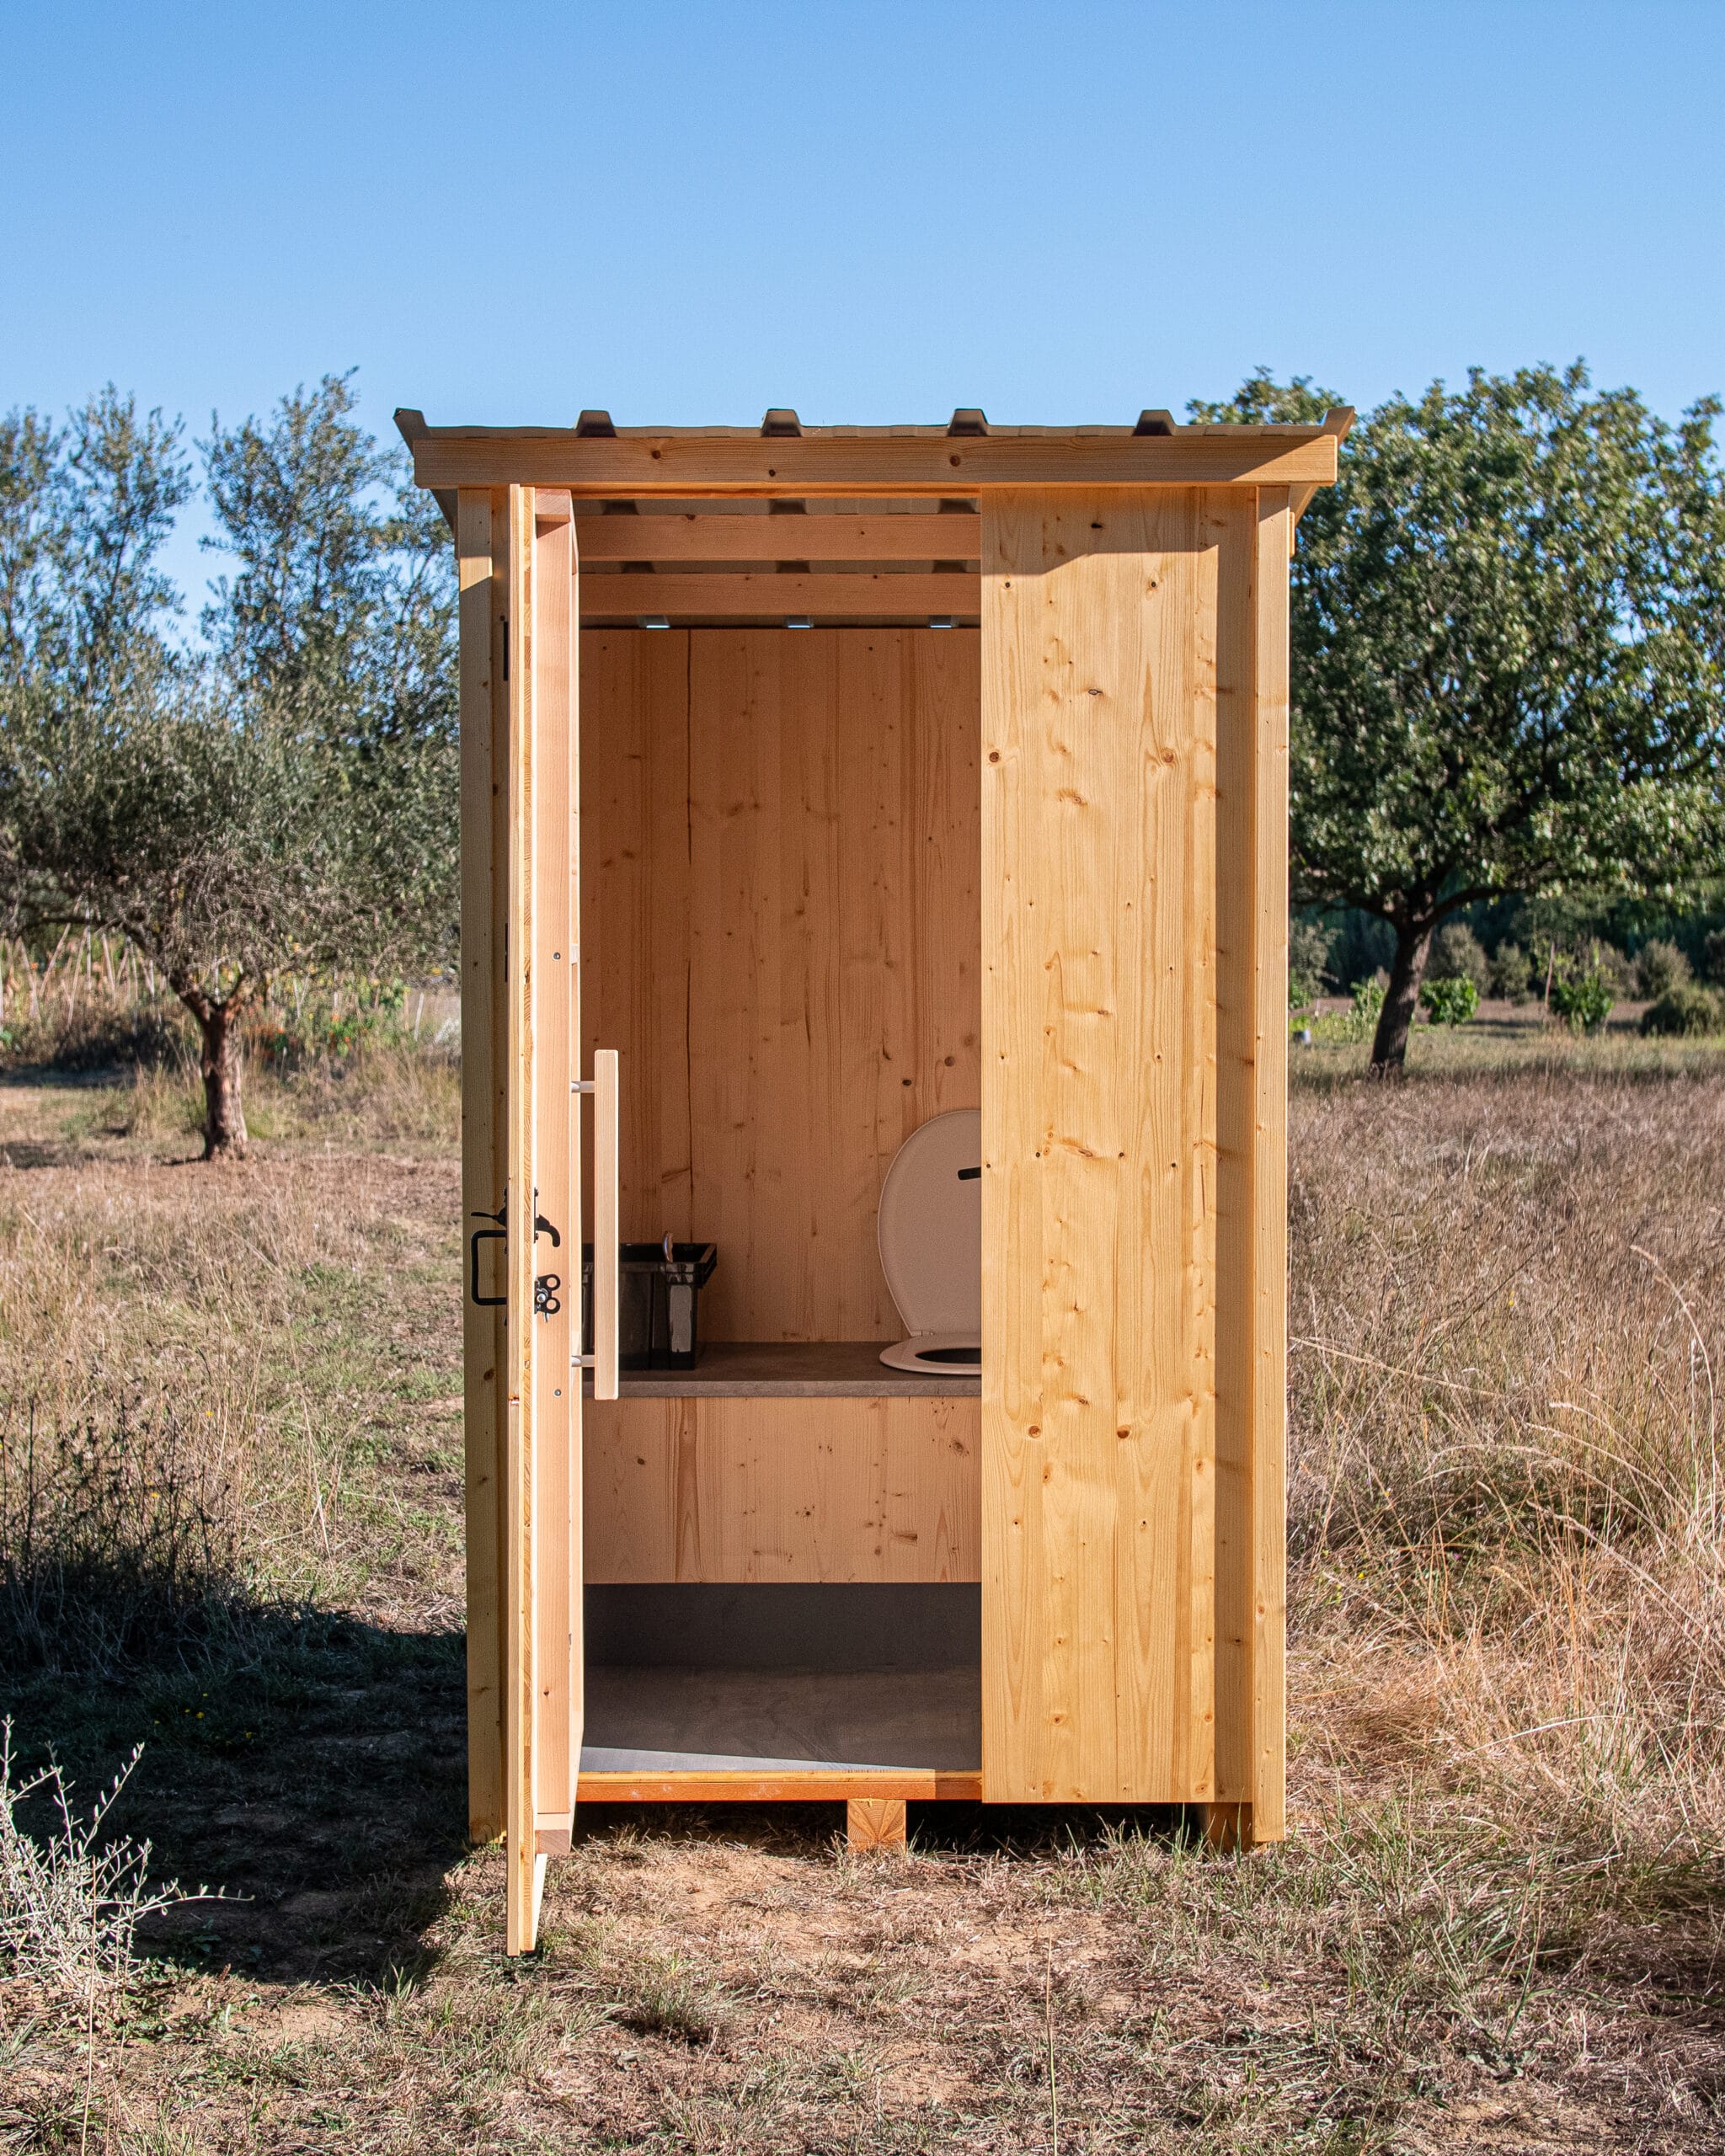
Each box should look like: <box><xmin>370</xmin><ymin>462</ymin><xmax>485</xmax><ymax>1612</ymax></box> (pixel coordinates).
<box><xmin>395</xmin><ymin>408</ymin><xmax>1348</xmax><ymax>501</ymax></box>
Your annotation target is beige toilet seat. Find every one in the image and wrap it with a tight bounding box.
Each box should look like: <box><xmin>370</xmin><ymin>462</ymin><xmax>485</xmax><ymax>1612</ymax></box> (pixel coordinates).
<box><xmin>877</xmin><ymin>1109</ymin><xmax>980</xmax><ymax>1377</ymax></box>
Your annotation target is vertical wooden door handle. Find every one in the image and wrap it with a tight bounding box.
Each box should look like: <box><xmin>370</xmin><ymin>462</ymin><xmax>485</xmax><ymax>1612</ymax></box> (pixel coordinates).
<box><xmin>592</xmin><ymin>1049</ymin><xmax>619</xmax><ymax>1401</ymax></box>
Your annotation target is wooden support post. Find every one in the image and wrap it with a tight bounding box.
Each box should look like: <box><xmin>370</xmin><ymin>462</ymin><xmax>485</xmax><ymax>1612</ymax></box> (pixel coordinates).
<box><xmin>1200</xmin><ymin>1802</ymin><xmax>1252</xmax><ymax>1852</ymax></box>
<box><xmin>1249</xmin><ymin>491</ymin><xmax>1291</xmax><ymax>1843</ymax></box>
<box><xmin>846</xmin><ymin>1798</ymin><xmax>908</xmax><ymax>1851</ymax></box>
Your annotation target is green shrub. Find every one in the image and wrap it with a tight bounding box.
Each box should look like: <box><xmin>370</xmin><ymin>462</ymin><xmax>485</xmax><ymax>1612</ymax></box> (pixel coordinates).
<box><xmin>1550</xmin><ymin>967</ymin><xmax>1613</xmax><ymax>1033</ymax></box>
<box><xmin>1420</xmin><ymin>975</ymin><xmax>1479</xmax><ymax>1027</ymax></box>
<box><xmin>1289</xmin><ymin>917</ymin><xmax>1335</xmax><ymax>1008</ymax></box>
<box><xmin>1640</xmin><ymin>983</ymin><xmax>1724</xmax><ymax>1038</ymax></box>
<box><xmin>1429</xmin><ymin>922</ymin><xmax>1489</xmax><ymax>994</ymax></box>
<box><xmin>1327</xmin><ymin>976</ymin><xmax>1386</xmax><ymax>1044</ymax></box>
<box><xmin>1585</xmin><ymin>941</ymin><xmax>1636</xmax><ymax>995</ymax></box>
<box><xmin>1634</xmin><ymin>939</ymin><xmax>1691</xmax><ymax>1001</ymax></box>
<box><xmin>1487</xmin><ymin>939</ymin><xmax>1534</xmax><ymax>1001</ymax></box>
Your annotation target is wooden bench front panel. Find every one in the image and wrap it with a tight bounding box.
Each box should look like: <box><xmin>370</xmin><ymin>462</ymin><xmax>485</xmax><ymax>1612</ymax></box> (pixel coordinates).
<box><xmin>585</xmin><ymin>1396</ymin><xmax>980</xmax><ymax>1582</ymax></box>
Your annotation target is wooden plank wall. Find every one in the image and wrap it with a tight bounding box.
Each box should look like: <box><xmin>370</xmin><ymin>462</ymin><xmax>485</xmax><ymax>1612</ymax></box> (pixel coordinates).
<box><xmin>579</xmin><ymin>628</ymin><xmax>980</xmax><ymax>1342</ymax></box>
<box><xmin>584</xmin><ymin>1396</ymin><xmax>980</xmax><ymax>1582</ymax></box>
<box><xmin>502</xmin><ymin>486</ymin><xmax>540</xmax><ymax>1948</ymax></box>
<box><xmin>980</xmin><ymin>487</ymin><xmax>1284</xmax><ymax>1814</ymax></box>
<box><xmin>456</xmin><ymin>490</ymin><xmax>508</xmax><ymax>1843</ymax></box>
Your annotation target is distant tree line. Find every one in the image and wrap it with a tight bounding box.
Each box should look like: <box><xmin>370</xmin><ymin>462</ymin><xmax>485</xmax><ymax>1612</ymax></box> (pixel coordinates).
<box><xmin>0</xmin><ymin>376</ymin><xmax>457</xmax><ymax>1154</ymax></box>
<box><xmin>3</xmin><ymin>358</ymin><xmax>1723</xmax><ymax>1160</ymax></box>
<box><xmin>1199</xmin><ymin>363</ymin><xmax>1725</xmax><ymax>1070</ymax></box>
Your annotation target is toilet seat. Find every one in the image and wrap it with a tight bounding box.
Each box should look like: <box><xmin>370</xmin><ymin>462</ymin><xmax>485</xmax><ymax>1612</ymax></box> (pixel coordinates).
<box><xmin>877</xmin><ymin>1109</ymin><xmax>980</xmax><ymax>1377</ymax></box>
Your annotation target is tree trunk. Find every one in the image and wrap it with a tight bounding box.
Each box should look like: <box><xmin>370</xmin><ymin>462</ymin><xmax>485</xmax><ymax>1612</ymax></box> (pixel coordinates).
<box><xmin>195</xmin><ymin>1000</ymin><xmax>248</xmax><ymax>1159</ymax></box>
<box><xmin>1370</xmin><ymin>918</ymin><xmax>1434</xmax><ymax>1075</ymax></box>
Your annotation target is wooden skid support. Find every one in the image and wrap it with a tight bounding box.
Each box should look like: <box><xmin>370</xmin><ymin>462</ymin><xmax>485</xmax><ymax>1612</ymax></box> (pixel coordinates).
<box><xmin>1199</xmin><ymin>1802</ymin><xmax>1252</xmax><ymax>1852</ymax></box>
<box><xmin>846</xmin><ymin>1798</ymin><xmax>908</xmax><ymax>1851</ymax></box>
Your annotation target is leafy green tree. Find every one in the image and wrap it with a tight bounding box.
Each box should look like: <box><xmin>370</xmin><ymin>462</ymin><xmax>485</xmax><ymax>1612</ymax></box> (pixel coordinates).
<box><xmin>0</xmin><ymin>387</ymin><xmax>190</xmax><ymax>702</ymax></box>
<box><xmin>0</xmin><ymin>377</ymin><xmax>457</xmax><ymax>1155</ymax></box>
<box><xmin>1195</xmin><ymin>365</ymin><xmax>1725</xmax><ymax>1070</ymax></box>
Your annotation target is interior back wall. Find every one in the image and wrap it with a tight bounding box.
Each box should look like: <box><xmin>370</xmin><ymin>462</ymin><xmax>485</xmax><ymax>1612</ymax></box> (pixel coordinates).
<box><xmin>580</xmin><ymin>627</ymin><xmax>981</xmax><ymax>1342</ymax></box>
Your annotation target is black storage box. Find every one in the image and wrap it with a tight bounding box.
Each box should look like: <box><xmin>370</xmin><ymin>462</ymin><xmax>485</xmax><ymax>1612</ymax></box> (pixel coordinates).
<box><xmin>582</xmin><ymin>1242</ymin><xmax>718</xmax><ymax>1371</ymax></box>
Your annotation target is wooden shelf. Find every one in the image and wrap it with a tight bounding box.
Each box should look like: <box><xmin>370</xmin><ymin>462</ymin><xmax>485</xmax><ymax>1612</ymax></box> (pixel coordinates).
<box><xmin>586</xmin><ymin>1339</ymin><xmax>979</xmax><ymax>1399</ymax></box>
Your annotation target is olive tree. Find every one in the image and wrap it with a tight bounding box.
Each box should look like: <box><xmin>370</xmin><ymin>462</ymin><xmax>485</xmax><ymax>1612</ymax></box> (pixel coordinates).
<box><xmin>1197</xmin><ymin>365</ymin><xmax>1725</xmax><ymax>1070</ymax></box>
<box><xmin>0</xmin><ymin>376</ymin><xmax>457</xmax><ymax>1155</ymax></box>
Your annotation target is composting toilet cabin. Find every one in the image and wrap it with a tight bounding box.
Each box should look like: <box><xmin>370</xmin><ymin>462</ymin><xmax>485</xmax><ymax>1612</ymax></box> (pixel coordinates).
<box><xmin>399</xmin><ymin>404</ymin><xmax>1345</xmax><ymax>1954</ymax></box>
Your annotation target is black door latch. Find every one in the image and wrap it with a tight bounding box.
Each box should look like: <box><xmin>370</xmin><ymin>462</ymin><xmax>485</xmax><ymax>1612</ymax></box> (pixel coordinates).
<box><xmin>468</xmin><ymin>1193</ymin><xmax>562</xmax><ymax>1310</ymax></box>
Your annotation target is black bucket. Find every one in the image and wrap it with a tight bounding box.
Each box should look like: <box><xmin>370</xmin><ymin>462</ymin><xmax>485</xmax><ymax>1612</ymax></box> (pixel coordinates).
<box><xmin>582</xmin><ymin>1242</ymin><xmax>718</xmax><ymax>1371</ymax></box>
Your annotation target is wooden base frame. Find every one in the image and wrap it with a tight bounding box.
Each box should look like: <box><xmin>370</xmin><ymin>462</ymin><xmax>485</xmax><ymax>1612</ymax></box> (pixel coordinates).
<box><xmin>577</xmin><ymin>1769</ymin><xmax>982</xmax><ymax>1803</ymax></box>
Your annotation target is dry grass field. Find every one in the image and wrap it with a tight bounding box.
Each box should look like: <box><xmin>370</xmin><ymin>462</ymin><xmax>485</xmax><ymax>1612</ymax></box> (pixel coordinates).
<box><xmin>2</xmin><ymin>1012</ymin><xmax>1723</xmax><ymax>2153</ymax></box>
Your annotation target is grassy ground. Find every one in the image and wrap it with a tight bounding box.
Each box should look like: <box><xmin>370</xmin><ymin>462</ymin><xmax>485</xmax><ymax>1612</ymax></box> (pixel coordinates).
<box><xmin>3</xmin><ymin>1015</ymin><xmax>1723</xmax><ymax>2152</ymax></box>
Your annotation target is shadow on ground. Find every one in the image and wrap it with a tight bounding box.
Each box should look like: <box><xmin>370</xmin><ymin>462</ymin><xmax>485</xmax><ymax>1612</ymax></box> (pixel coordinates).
<box><xmin>570</xmin><ymin>1796</ymin><xmax>1189</xmax><ymax>1864</ymax></box>
<box><xmin>3</xmin><ymin>1605</ymin><xmax>468</xmax><ymax>1988</ymax></box>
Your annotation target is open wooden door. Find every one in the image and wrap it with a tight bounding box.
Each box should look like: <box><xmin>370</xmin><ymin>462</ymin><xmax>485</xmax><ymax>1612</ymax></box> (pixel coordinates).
<box><xmin>502</xmin><ymin>484</ymin><xmax>580</xmax><ymax>1954</ymax></box>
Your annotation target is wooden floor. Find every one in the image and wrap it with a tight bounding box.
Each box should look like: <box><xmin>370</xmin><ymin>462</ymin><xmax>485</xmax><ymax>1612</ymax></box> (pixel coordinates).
<box><xmin>580</xmin><ymin>1664</ymin><xmax>980</xmax><ymax>1774</ymax></box>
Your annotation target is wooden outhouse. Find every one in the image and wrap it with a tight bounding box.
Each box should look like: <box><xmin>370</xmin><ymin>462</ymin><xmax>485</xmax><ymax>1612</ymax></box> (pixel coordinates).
<box><xmin>399</xmin><ymin>405</ymin><xmax>1345</xmax><ymax>1952</ymax></box>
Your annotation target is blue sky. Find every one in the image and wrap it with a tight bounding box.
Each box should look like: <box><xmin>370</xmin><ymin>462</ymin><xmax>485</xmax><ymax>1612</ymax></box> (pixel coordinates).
<box><xmin>5</xmin><ymin>0</ymin><xmax>1723</xmax><ymax>598</ymax></box>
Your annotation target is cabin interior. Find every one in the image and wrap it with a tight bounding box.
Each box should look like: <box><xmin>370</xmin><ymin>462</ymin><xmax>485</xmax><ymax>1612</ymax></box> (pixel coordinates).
<box><xmin>575</xmin><ymin>613</ymin><xmax>985</xmax><ymax>1785</ymax></box>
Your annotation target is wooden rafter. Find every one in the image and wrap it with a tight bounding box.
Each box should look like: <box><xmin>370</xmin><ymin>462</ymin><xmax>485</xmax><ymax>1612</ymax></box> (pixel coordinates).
<box><xmin>574</xmin><ymin>513</ymin><xmax>981</xmax><ymax>562</ymax></box>
<box><xmin>579</xmin><ymin>571</ymin><xmax>977</xmax><ymax>621</ymax></box>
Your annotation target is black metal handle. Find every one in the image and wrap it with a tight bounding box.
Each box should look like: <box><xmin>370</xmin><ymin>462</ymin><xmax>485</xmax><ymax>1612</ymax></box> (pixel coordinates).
<box><xmin>469</xmin><ymin>1225</ymin><xmax>506</xmax><ymax>1306</ymax></box>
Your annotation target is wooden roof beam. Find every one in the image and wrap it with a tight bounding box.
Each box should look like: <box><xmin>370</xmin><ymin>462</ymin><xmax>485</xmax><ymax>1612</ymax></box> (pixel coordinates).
<box><xmin>394</xmin><ymin>408</ymin><xmax>457</xmax><ymax>531</ymax></box>
<box><xmin>409</xmin><ymin>428</ymin><xmax>1339</xmax><ymax>495</ymax></box>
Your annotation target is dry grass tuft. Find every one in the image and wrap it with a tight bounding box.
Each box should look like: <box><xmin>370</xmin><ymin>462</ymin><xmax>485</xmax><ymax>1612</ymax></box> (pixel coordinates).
<box><xmin>0</xmin><ymin>1393</ymin><xmax>254</xmax><ymax>1677</ymax></box>
<box><xmin>1287</xmin><ymin>1067</ymin><xmax>1725</xmax><ymax>1973</ymax></box>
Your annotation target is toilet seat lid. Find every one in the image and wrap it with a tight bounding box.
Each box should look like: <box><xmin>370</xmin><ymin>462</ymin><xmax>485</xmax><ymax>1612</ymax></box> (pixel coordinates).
<box><xmin>877</xmin><ymin>1108</ymin><xmax>981</xmax><ymax>1338</ymax></box>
